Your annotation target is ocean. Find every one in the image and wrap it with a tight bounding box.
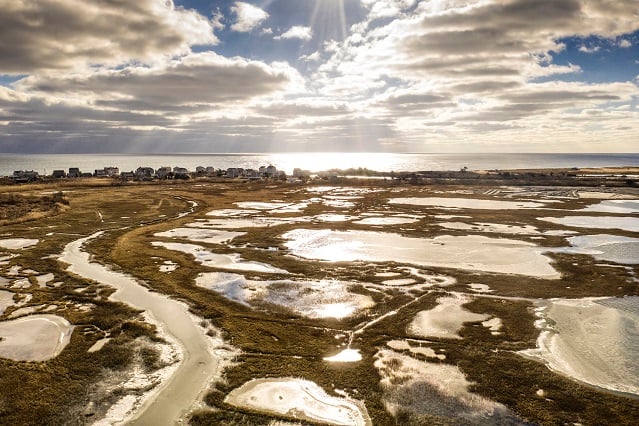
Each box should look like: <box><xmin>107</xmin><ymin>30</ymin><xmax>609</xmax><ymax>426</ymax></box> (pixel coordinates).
<box><xmin>1</xmin><ymin>153</ymin><xmax>638</xmax><ymax>177</ymax></box>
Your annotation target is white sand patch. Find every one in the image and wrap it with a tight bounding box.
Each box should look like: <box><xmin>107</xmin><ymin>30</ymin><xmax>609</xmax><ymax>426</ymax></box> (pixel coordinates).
<box><xmin>389</xmin><ymin>197</ymin><xmax>545</xmax><ymax>210</ymax></box>
<box><xmin>0</xmin><ymin>276</ymin><xmax>10</xmax><ymax>287</ymax></box>
<box><xmin>152</xmin><ymin>242</ymin><xmax>287</xmax><ymax>274</ymax></box>
<box><xmin>282</xmin><ymin>229</ymin><xmax>559</xmax><ymax>279</ymax></box>
<box><xmin>521</xmin><ymin>297</ymin><xmax>639</xmax><ymax>396</ymax></box>
<box><xmin>7</xmin><ymin>265</ymin><xmax>22</xmax><ymax>276</ymax></box>
<box><xmin>10</xmin><ymin>278</ymin><xmax>31</xmax><ymax>289</ymax></box>
<box><xmin>0</xmin><ymin>238</ymin><xmax>39</xmax><ymax>250</ymax></box>
<box><xmin>313</xmin><ymin>214</ymin><xmax>358</xmax><ymax>222</ymax></box>
<box><xmin>159</xmin><ymin>260</ymin><xmax>178</xmax><ymax>272</ymax></box>
<box><xmin>539</xmin><ymin>216</ymin><xmax>639</xmax><ymax>233</ymax></box>
<box><xmin>553</xmin><ymin>234</ymin><xmax>639</xmax><ymax>265</ymax></box>
<box><xmin>322</xmin><ymin>198</ymin><xmax>356</xmax><ymax>208</ymax></box>
<box><xmin>234</xmin><ymin>201</ymin><xmax>292</xmax><ymax>210</ymax></box>
<box><xmin>88</xmin><ymin>337</ymin><xmax>111</xmax><ymax>353</ymax></box>
<box><xmin>381</xmin><ymin>278</ymin><xmax>417</xmax><ymax>286</ymax></box>
<box><xmin>36</xmin><ymin>273</ymin><xmax>55</xmax><ymax>287</ymax></box>
<box><xmin>375</xmin><ymin>272</ymin><xmax>401</xmax><ymax>278</ymax></box>
<box><xmin>482</xmin><ymin>317</ymin><xmax>503</xmax><ymax>335</ymax></box>
<box><xmin>387</xmin><ymin>340</ymin><xmax>446</xmax><ymax>360</ymax></box>
<box><xmin>578</xmin><ymin>191</ymin><xmax>637</xmax><ymax>199</ymax></box>
<box><xmin>408</xmin><ymin>293</ymin><xmax>489</xmax><ymax>339</ymax></box>
<box><xmin>0</xmin><ymin>290</ymin><xmax>16</xmax><ymax>315</ymax></box>
<box><xmin>195</xmin><ymin>272</ymin><xmax>374</xmax><ymax>319</ymax></box>
<box><xmin>206</xmin><ymin>208</ymin><xmax>256</xmax><ymax>217</ymax></box>
<box><xmin>438</xmin><ymin>221</ymin><xmax>540</xmax><ymax>235</ymax></box>
<box><xmin>0</xmin><ymin>314</ymin><xmax>73</xmax><ymax>361</ymax></box>
<box><xmin>469</xmin><ymin>283</ymin><xmax>493</xmax><ymax>293</ymax></box>
<box><xmin>435</xmin><ymin>214</ymin><xmax>472</xmax><ymax>219</ymax></box>
<box><xmin>323</xmin><ymin>348</ymin><xmax>362</xmax><ymax>363</ymax></box>
<box><xmin>353</xmin><ymin>217</ymin><xmax>418</xmax><ymax>225</ymax></box>
<box><xmin>154</xmin><ymin>228</ymin><xmax>245</xmax><ymax>244</ymax></box>
<box><xmin>189</xmin><ymin>216</ymin><xmax>308</xmax><ymax>229</ymax></box>
<box><xmin>580</xmin><ymin>199</ymin><xmax>639</xmax><ymax>214</ymax></box>
<box><xmin>374</xmin><ymin>349</ymin><xmax>512</xmax><ymax>422</ymax></box>
<box><xmin>224</xmin><ymin>377</ymin><xmax>371</xmax><ymax>426</ymax></box>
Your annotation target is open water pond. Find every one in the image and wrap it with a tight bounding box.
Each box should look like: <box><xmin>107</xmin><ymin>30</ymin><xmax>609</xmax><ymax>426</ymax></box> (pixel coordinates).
<box><xmin>282</xmin><ymin>229</ymin><xmax>559</xmax><ymax>278</ymax></box>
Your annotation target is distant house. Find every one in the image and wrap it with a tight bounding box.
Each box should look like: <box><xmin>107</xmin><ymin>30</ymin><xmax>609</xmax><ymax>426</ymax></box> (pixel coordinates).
<box><xmin>12</xmin><ymin>170</ymin><xmax>39</xmax><ymax>183</ymax></box>
<box><xmin>68</xmin><ymin>167</ymin><xmax>81</xmax><ymax>178</ymax></box>
<box><xmin>52</xmin><ymin>170</ymin><xmax>66</xmax><ymax>178</ymax></box>
<box><xmin>195</xmin><ymin>166</ymin><xmax>206</xmax><ymax>174</ymax></box>
<box><xmin>226</xmin><ymin>168</ymin><xmax>240</xmax><ymax>178</ymax></box>
<box><xmin>205</xmin><ymin>166</ymin><xmax>215</xmax><ymax>175</ymax></box>
<box><xmin>266</xmin><ymin>165</ymin><xmax>277</xmax><ymax>178</ymax></box>
<box><xmin>104</xmin><ymin>167</ymin><xmax>119</xmax><ymax>177</ymax></box>
<box><xmin>94</xmin><ymin>169</ymin><xmax>108</xmax><ymax>177</ymax></box>
<box><xmin>120</xmin><ymin>171</ymin><xmax>135</xmax><ymax>181</ymax></box>
<box><xmin>156</xmin><ymin>166</ymin><xmax>172</xmax><ymax>179</ymax></box>
<box><xmin>135</xmin><ymin>167</ymin><xmax>155</xmax><ymax>180</ymax></box>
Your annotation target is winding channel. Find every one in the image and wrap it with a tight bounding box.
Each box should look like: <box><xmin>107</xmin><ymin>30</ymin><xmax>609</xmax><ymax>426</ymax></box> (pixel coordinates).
<box><xmin>60</xmin><ymin>232</ymin><xmax>220</xmax><ymax>424</ymax></box>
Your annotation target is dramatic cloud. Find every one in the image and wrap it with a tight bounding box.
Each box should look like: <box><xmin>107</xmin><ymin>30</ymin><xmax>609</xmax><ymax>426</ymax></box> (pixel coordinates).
<box><xmin>231</xmin><ymin>2</ymin><xmax>269</xmax><ymax>32</ymax></box>
<box><xmin>0</xmin><ymin>0</ymin><xmax>637</xmax><ymax>153</ymax></box>
<box><xmin>0</xmin><ymin>0</ymin><xmax>217</xmax><ymax>73</ymax></box>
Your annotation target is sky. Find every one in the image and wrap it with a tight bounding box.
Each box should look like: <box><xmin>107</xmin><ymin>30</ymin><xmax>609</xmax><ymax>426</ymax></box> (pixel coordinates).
<box><xmin>0</xmin><ymin>0</ymin><xmax>638</xmax><ymax>154</ymax></box>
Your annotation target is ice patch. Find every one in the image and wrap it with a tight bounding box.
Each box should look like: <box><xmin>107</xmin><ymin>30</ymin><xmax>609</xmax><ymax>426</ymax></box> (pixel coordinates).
<box><xmin>408</xmin><ymin>293</ymin><xmax>489</xmax><ymax>339</ymax></box>
<box><xmin>283</xmin><ymin>229</ymin><xmax>559</xmax><ymax>279</ymax></box>
<box><xmin>225</xmin><ymin>378</ymin><xmax>371</xmax><ymax>426</ymax></box>
<box><xmin>0</xmin><ymin>239</ymin><xmax>39</xmax><ymax>250</ymax></box>
<box><xmin>0</xmin><ymin>314</ymin><xmax>73</xmax><ymax>361</ymax></box>
<box><xmin>389</xmin><ymin>197</ymin><xmax>545</xmax><ymax>210</ymax></box>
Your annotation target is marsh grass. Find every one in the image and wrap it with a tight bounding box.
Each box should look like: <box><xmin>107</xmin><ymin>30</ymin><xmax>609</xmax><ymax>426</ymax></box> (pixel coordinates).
<box><xmin>2</xmin><ymin>179</ymin><xmax>638</xmax><ymax>425</ymax></box>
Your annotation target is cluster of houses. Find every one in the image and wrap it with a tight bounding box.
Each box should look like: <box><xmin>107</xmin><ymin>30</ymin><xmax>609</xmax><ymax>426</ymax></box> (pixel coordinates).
<box><xmin>11</xmin><ymin>164</ymin><xmax>296</xmax><ymax>183</ymax></box>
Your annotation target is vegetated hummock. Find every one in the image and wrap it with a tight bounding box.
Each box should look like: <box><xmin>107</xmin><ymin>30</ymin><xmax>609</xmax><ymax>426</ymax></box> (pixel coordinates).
<box><xmin>0</xmin><ymin>174</ymin><xmax>638</xmax><ymax>425</ymax></box>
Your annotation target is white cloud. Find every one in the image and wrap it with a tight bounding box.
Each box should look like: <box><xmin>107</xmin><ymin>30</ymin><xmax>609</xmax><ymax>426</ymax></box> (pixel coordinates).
<box><xmin>275</xmin><ymin>26</ymin><xmax>313</xmax><ymax>41</ymax></box>
<box><xmin>618</xmin><ymin>39</ymin><xmax>632</xmax><ymax>48</ymax></box>
<box><xmin>230</xmin><ymin>2</ymin><xmax>269</xmax><ymax>32</ymax></box>
<box><xmin>579</xmin><ymin>45</ymin><xmax>600</xmax><ymax>53</ymax></box>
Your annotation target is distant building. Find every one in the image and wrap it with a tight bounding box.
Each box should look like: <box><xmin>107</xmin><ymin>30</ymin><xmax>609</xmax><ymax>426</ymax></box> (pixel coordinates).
<box><xmin>205</xmin><ymin>166</ymin><xmax>215</xmax><ymax>174</ymax></box>
<box><xmin>52</xmin><ymin>170</ymin><xmax>66</xmax><ymax>178</ymax></box>
<box><xmin>104</xmin><ymin>167</ymin><xmax>119</xmax><ymax>177</ymax></box>
<box><xmin>135</xmin><ymin>167</ymin><xmax>155</xmax><ymax>180</ymax></box>
<box><xmin>12</xmin><ymin>170</ymin><xmax>39</xmax><ymax>183</ymax></box>
<box><xmin>226</xmin><ymin>168</ymin><xmax>240</xmax><ymax>178</ymax></box>
<box><xmin>266</xmin><ymin>165</ymin><xmax>277</xmax><ymax>177</ymax></box>
<box><xmin>156</xmin><ymin>166</ymin><xmax>172</xmax><ymax>179</ymax></box>
<box><xmin>94</xmin><ymin>169</ymin><xmax>108</xmax><ymax>177</ymax></box>
<box><xmin>195</xmin><ymin>166</ymin><xmax>206</xmax><ymax>174</ymax></box>
<box><xmin>68</xmin><ymin>167</ymin><xmax>81</xmax><ymax>178</ymax></box>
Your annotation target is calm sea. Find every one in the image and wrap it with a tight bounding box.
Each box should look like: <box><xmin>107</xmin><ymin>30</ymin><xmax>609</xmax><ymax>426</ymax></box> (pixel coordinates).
<box><xmin>1</xmin><ymin>153</ymin><xmax>638</xmax><ymax>177</ymax></box>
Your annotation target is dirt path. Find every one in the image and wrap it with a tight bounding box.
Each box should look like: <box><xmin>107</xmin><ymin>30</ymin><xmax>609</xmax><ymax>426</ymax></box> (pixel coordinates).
<box><xmin>60</xmin><ymin>232</ymin><xmax>221</xmax><ymax>425</ymax></box>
